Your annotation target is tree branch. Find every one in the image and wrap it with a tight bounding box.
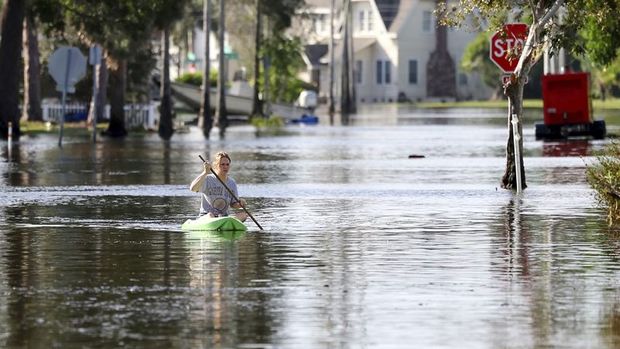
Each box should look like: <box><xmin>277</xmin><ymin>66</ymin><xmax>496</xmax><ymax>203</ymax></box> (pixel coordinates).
<box><xmin>540</xmin><ymin>0</ymin><xmax>565</xmax><ymax>25</ymax></box>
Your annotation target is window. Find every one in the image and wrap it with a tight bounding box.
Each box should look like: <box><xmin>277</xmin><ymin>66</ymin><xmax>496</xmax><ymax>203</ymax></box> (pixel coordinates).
<box><xmin>459</xmin><ymin>73</ymin><xmax>468</xmax><ymax>85</ymax></box>
<box><xmin>385</xmin><ymin>60</ymin><xmax>391</xmax><ymax>84</ymax></box>
<box><xmin>409</xmin><ymin>60</ymin><xmax>418</xmax><ymax>84</ymax></box>
<box><xmin>355</xmin><ymin>60</ymin><xmax>363</xmax><ymax>84</ymax></box>
<box><xmin>357</xmin><ymin>10</ymin><xmax>374</xmax><ymax>32</ymax></box>
<box><xmin>423</xmin><ymin>11</ymin><xmax>433</xmax><ymax>32</ymax></box>
<box><xmin>315</xmin><ymin>14</ymin><xmax>325</xmax><ymax>33</ymax></box>
<box><xmin>376</xmin><ymin>60</ymin><xmax>383</xmax><ymax>84</ymax></box>
<box><xmin>358</xmin><ymin>11</ymin><xmax>365</xmax><ymax>31</ymax></box>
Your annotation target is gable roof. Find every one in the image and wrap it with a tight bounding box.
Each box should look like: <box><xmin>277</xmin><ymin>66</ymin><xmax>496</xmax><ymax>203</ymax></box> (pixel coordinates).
<box><xmin>304</xmin><ymin>44</ymin><xmax>329</xmax><ymax>66</ymax></box>
<box><xmin>375</xmin><ymin>0</ymin><xmax>400</xmax><ymax>29</ymax></box>
<box><xmin>387</xmin><ymin>0</ymin><xmax>416</xmax><ymax>32</ymax></box>
<box><xmin>303</xmin><ymin>0</ymin><xmax>331</xmax><ymax>8</ymax></box>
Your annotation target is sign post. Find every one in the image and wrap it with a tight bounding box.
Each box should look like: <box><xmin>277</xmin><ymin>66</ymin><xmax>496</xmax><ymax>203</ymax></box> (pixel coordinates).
<box><xmin>89</xmin><ymin>45</ymin><xmax>102</xmax><ymax>142</ymax></box>
<box><xmin>48</xmin><ymin>46</ymin><xmax>87</xmax><ymax>147</ymax></box>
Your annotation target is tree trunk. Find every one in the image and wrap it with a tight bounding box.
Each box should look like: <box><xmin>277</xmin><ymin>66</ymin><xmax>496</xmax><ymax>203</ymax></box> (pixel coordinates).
<box><xmin>501</xmin><ymin>79</ymin><xmax>527</xmax><ymax>190</ymax></box>
<box><xmin>22</xmin><ymin>12</ymin><xmax>42</xmax><ymax>122</ymax></box>
<box><xmin>499</xmin><ymin>2</ymin><xmax>562</xmax><ymax>191</ymax></box>
<box><xmin>104</xmin><ymin>58</ymin><xmax>128</xmax><ymax>138</ymax></box>
<box><xmin>251</xmin><ymin>1</ymin><xmax>263</xmax><ymax>118</ymax></box>
<box><xmin>199</xmin><ymin>0</ymin><xmax>213</xmax><ymax>138</ymax></box>
<box><xmin>215</xmin><ymin>0</ymin><xmax>228</xmax><ymax>137</ymax></box>
<box><xmin>159</xmin><ymin>27</ymin><xmax>174</xmax><ymax>140</ymax></box>
<box><xmin>0</xmin><ymin>0</ymin><xmax>25</xmax><ymax>140</ymax></box>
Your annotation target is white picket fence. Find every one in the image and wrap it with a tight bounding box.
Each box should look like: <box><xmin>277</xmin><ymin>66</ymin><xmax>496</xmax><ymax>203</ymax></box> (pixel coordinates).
<box><xmin>42</xmin><ymin>102</ymin><xmax>159</xmax><ymax>130</ymax></box>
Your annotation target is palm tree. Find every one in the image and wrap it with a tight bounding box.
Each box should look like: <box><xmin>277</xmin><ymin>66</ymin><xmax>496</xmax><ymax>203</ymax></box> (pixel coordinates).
<box><xmin>0</xmin><ymin>0</ymin><xmax>25</xmax><ymax>140</ymax></box>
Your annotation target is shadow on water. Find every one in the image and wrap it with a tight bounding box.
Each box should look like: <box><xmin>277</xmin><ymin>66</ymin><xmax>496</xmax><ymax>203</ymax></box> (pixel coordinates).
<box><xmin>1</xmin><ymin>111</ymin><xmax>620</xmax><ymax>347</ymax></box>
<box><xmin>489</xmin><ymin>196</ymin><xmax>620</xmax><ymax>348</ymax></box>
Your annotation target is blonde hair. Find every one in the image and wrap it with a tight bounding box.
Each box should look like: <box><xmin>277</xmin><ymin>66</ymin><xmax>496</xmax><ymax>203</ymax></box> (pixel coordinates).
<box><xmin>212</xmin><ymin>151</ymin><xmax>231</xmax><ymax>168</ymax></box>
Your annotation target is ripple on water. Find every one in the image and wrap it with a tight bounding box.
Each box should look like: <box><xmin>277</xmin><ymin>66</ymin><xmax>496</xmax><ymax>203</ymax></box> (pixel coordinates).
<box><xmin>0</xmin><ymin>122</ymin><xmax>617</xmax><ymax>348</ymax></box>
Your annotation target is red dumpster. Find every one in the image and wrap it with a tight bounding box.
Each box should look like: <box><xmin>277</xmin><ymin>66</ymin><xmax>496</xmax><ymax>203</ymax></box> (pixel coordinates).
<box><xmin>543</xmin><ymin>72</ymin><xmax>590</xmax><ymax>125</ymax></box>
<box><xmin>535</xmin><ymin>72</ymin><xmax>605</xmax><ymax>139</ymax></box>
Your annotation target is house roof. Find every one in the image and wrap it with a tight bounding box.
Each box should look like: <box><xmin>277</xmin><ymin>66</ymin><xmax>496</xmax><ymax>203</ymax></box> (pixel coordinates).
<box><xmin>354</xmin><ymin>37</ymin><xmax>377</xmax><ymax>52</ymax></box>
<box><xmin>376</xmin><ymin>0</ymin><xmax>401</xmax><ymax>30</ymax></box>
<box><xmin>387</xmin><ymin>0</ymin><xmax>415</xmax><ymax>32</ymax></box>
<box><xmin>304</xmin><ymin>44</ymin><xmax>329</xmax><ymax>66</ymax></box>
<box><xmin>303</xmin><ymin>0</ymin><xmax>331</xmax><ymax>8</ymax></box>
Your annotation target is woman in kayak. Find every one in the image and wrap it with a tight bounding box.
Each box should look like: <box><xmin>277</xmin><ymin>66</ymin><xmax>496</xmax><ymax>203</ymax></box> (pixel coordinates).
<box><xmin>190</xmin><ymin>152</ymin><xmax>248</xmax><ymax>221</ymax></box>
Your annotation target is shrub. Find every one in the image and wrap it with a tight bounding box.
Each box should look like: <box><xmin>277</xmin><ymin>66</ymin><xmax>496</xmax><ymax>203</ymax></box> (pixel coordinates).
<box><xmin>176</xmin><ymin>71</ymin><xmax>217</xmax><ymax>87</ymax></box>
<box><xmin>586</xmin><ymin>141</ymin><xmax>620</xmax><ymax>224</ymax></box>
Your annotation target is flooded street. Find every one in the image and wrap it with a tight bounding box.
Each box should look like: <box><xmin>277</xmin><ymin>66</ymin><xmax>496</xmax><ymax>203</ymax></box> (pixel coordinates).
<box><xmin>1</xmin><ymin>108</ymin><xmax>619</xmax><ymax>348</ymax></box>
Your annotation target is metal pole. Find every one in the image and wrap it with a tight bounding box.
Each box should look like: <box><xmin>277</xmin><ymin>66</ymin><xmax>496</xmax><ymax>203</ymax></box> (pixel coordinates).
<box><xmin>511</xmin><ymin>113</ymin><xmax>522</xmax><ymax>194</ymax></box>
<box><xmin>59</xmin><ymin>88</ymin><xmax>66</xmax><ymax>147</ymax></box>
<box><xmin>59</xmin><ymin>50</ymin><xmax>73</xmax><ymax>147</ymax></box>
<box><xmin>7</xmin><ymin>121</ymin><xmax>12</xmax><ymax>155</ymax></box>
<box><xmin>328</xmin><ymin>0</ymin><xmax>335</xmax><ymax>125</ymax></box>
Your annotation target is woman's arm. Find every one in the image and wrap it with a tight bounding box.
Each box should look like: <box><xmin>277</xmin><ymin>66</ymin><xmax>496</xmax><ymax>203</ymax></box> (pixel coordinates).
<box><xmin>189</xmin><ymin>162</ymin><xmax>211</xmax><ymax>192</ymax></box>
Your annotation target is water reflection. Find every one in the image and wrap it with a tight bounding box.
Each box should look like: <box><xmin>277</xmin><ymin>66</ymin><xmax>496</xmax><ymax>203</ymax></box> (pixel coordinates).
<box><xmin>491</xmin><ymin>194</ymin><xmax>620</xmax><ymax>348</ymax></box>
<box><xmin>1</xmin><ymin>113</ymin><xmax>619</xmax><ymax>347</ymax></box>
<box><xmin>185</xmin><ymin>233</ymin><xmax>276</xmax><ymax>347</ymax></box>
<box><xmin>542</xmin><ymin>140</ymin><xmax>591</xmax><ymax>157</ymax></box>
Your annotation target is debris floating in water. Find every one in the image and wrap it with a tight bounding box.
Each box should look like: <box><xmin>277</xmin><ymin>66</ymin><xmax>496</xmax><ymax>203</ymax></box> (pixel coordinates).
<box><xmin>408</xmin><ymin>154</ymin><xmax>425</xmax><ymax>159</ymax></box>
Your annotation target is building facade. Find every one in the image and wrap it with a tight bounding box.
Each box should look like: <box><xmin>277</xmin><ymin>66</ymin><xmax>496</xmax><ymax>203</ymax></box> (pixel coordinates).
<box><xmin>292</xmin><ymin>0</ymin><xmax>491</xmax><ymax>104</ymax></box>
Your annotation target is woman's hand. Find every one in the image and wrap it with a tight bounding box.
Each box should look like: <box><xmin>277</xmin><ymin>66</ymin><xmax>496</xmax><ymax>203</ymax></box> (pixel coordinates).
<box><xmin>233</xmin><ymin>198</ymin><xmax>247</xmax><ymax>208</ymax></box>
<box><xmin>203</xmin><ymin>161</ymin><xmax>211</xmax><ymax>173</ymax></box>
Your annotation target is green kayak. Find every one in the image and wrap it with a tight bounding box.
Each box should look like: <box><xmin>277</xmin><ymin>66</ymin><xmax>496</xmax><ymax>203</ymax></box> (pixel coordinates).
<box><xmin>181</xmin><ymin>216</ymin><xmax>247</xmax><ymax>232</ymax></box>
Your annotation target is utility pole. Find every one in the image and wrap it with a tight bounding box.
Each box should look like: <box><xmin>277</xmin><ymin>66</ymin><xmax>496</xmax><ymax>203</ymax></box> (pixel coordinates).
<box><xmin>328</xmin><ymin>0</ymin><xmax>335</xmax><ymax>125</ymax></box>
<box><xmin>216</xmin><ymin>0</ymin><xmax>228</xmax><ymax>137</ymax></box>
<box><xmin>199</xmin><ymin>0</ymin><xmax>213</xmax><ymax>138</ymax></box>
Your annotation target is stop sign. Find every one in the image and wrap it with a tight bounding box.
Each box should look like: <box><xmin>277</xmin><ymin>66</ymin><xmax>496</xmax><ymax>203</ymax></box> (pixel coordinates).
<box><xmin>48</xmin><ymin>46</ymin><xmax>87</xmax><ymax>93</ymax></box>
<box><xmin>490</xmin><ymin>23</ymin><xmax>528</xmax><ymax>73</ymax></box>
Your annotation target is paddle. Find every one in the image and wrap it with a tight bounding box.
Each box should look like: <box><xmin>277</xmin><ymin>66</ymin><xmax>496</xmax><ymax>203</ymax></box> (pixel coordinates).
<box><xmin>199</xmin><ymin>155</ymin><xmax>264</xmax><ymax>230</ymax></box>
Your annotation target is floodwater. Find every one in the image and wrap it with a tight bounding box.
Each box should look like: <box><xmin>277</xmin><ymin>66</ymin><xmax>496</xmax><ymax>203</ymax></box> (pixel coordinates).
<box><xmin>1</xmin><ymin>107</ymin><xmax>619</xmax><ymax>348</ymax></box>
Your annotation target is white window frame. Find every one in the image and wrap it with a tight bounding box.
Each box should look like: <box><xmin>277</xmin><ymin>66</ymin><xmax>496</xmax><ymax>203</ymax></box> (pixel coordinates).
<box><xmin>409</xmin><ymin>60</ymin><xmax>418</xmax><ymax>84</ymax></box>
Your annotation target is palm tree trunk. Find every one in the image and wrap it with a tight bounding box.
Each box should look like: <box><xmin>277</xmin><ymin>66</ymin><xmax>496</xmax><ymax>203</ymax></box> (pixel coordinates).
<box><xmin>22</xmin><ymin>12</ymin><xmax>42</xmax><ymax>122</ymax></box>
<box><xmin>159</xmin><ymin>27</ymin><xmax>174</xmax><ymax>140</ymax></box>
<box><xmin>104</xmin><ymin>57</ymin><xmax>128</xmax><ymax>138</ymax></box>
<box><xmin>0</xmin><ymin>0</ymin><xmax>25</xmax><ymax>140</ymax></box>
<box><xmin>251</xmin><ymin>1</ymin><xmax>263</xmax><ymax>118</ymax></box>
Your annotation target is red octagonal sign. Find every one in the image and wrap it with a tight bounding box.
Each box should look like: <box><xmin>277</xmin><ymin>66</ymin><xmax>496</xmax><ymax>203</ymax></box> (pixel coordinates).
<box><xmin>490</xmin><ymin>23</ymin><xmax>528</xmax><ymax>73</ymax></box>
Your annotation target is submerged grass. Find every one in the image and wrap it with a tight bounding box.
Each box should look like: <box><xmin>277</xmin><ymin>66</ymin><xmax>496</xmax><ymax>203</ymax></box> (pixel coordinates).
<box><xmin>20</xmin><ymin>121</ymin><xmax>107</xmax><ymax>136</ymax></box>
<box><xmin>586</xmin><ymin>142</ymin><xmax>620</xmax><ymax>225</ymax></box>
<box><xmin>416</xmin><ymin>99</ymin><xmax>544</xmax><ymax>109</ymax></box>
<box><xmin>250</xmin><ymin>115</ymin><xmax>293</xmax><ymax>136</ymax></box>
<box><xmin>416</xmin><ymin>98</ymin><xmax>620</xmax><ymax>111</ymax></box>
<box><xmin>18</xmin><ymin>121</ymin><xmax>154</xmax><ymax>136</ymax></box>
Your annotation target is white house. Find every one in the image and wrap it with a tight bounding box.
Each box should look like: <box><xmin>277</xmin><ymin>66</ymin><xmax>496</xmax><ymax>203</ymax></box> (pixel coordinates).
<box><xmin>292</xmin><ymin>0</ymin><xmax>491</xmax><ymax>104</ymax></box>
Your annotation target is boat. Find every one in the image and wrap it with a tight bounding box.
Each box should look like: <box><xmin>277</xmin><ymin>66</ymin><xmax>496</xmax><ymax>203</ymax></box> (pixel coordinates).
<box><xmin>289</xmin><ymin>114</ymin><xmax>319</xmax><ymax>125</ymax></box>
<box><xmin>181</xmin><ymin>216</ymin><xmax>248</xmax><ymax>232</ymax></box>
